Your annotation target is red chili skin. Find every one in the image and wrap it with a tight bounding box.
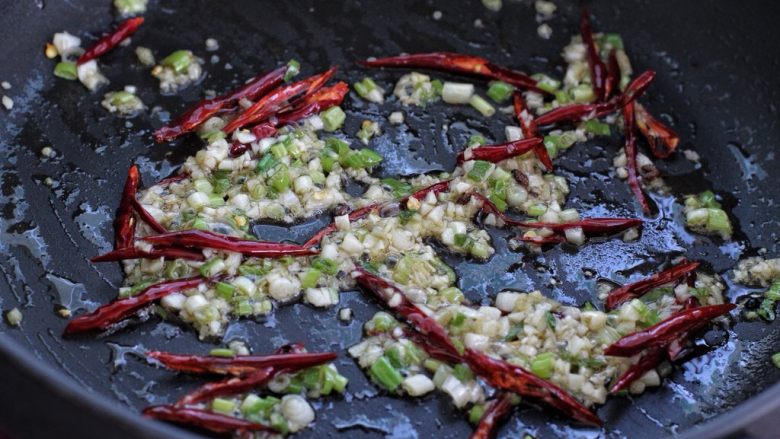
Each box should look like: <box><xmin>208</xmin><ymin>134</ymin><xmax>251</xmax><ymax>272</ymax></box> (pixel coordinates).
<box><xmin>513</xmin><ymin>93</ymin><xmax>553</xmax><ymax>171</ymax></box>
<box><xmin>635</xmin><ymin>103</ymin><xmax>680</xmax><ymax>159</ymax></box>
<box><xmin>77</xmin><ymin>17</ymin><xmax>144</xmax><ymax>65</ymax></box>
<box><xmin>155</xmin><ymin>173</ymin><xmax>189</xmax><ymax>187</ymax></box>
<box><xmin>354</xmin><ymin>268</ymin><xmax>601</xmax><ymax>426</ymax></box>
<box><xmin>519</xmin><ymin>235</ymin><xmax>567</xmax><ymax>245</ymax></box>
<box><xmin>231</xmin><ymin>81</ymin><xmax>350</xmax><ymax>157</ymax></box>
<box><xmin>91</xmin><ymin>246</ymin><xmax>204</xmax><ymax>263</ymax></box>
<box><xmin>222</xmin><ymin>67</ymin><xmax>338</xmax><ymax>133</ymax></box>
<box><xmin>147</xmin><ymin>351</ymin><xmax>337</xmax><ymax>376</ymax></box>
<box><xmin>457</xmin><ymin>138</ymin><xmax>543</xmax><ymax>165</ymax></box>
<box><xmin>623</xmin><ymin>101</ymin><xmax>651</xmax><ymax>214</ymax></box>
<box><xmin>604</xmin><ymin>50</ymin><xmax>621</xmax><ymax>100</ymax></box>
<box><xmin>404</xmin><ymin>179</ymin><xmax>452</xmax><ymax>203</ymax></box>
<box><xmin>580</xmin><ymin>8</ymin><xmax>608</xmax><ymax>101</ymax></box>
<box><xmin>605</xmin><ymin>261</ymin><xmax>700</xmax><ymax>310</ymax></box>
<box><xmin>534</xmin><ymin>70</ymin><xmax>655</xmax><ymax>126</ymax></box>
<box><xmin>142</xmin><ymin>229</ymin><xmax>318</xmax><ymax>257</ymax></box>
<box><xmin>131</xmin><ymin>198</ymin><xmax>167</xmax><ymax>234</ymax></box>
<box><xmin>470</xmin><ymin>393</ymin><xmax>514</xmax><ymax>439</ymax></box>
<box><xmin>360</xmin><ymin>52</ymin><xmax>544</xmax><ymax>93</ymax></box>
<box><xmin>604</xmin><ymin>303</ymin><xmax>735</xmax><ymax>357</ymax></box>
<box><xmin>143</xmin><ymin>405</ymin><xmax>276</xmax><ymax>434</ymax></box>
<box><xmin>667</xmin><ymin>297</ymin><xmax>702</xmax><ymax>360</ymax></box>
<box><xmin>465</xmin><ymin>349</ymin><xmax>602</xmax><ymax>426</ymax></box>
<box><xmin>402</xmin><ymin>328</ymin><xmax>464</xmax><ymax>364</ymax></box>
<box><xmin>609</xmin><ymin>347</ymin><xmax>664</xmax><ymax>393</ymax></box>
<box><xmin>115</xmin><ymin>165</ymin><xmax>140</xmax><ymax>249</ymax></box>
<box><xmin>154</xmin><ymin>66</ymin><xmax>287</xmax><ymax>143</ymax></box>
<box><xmin>302</xmin><ymin>203</ymin><xmax>381</xmax><ymax>248</ymax></box>
<box><xmin>63</xmin><ymin>276</ymin><xmax>208</xmax><ymax>335</ymax></box>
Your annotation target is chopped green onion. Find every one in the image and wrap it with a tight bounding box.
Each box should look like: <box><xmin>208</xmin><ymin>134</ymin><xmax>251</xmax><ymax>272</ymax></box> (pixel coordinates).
<box><xmin>370</xmin><ymin>312</ymin><xmax>397</xmax><ymax>332</ymax></box>
<box><xmin>486</xmin><ymin>81</ymin><xmax>514</xmax><ymax>103</ymax></box>
<box><xmin>354</xmin><ymin>77</ymin><xmax>379</xmax><ymax>99</ymax></box>
<box><xmin>545</xmin><ymin>311</ymin><xmax>556</xmax><ymax>330</ymax></box>
<box><xmin>199</xmin><ymin>257</ymin><xmax>224</xmax><ymax>277</ymax></box>
<box><xmin>535</xmin><ymin>77</ymin><xmax>561</xmax><ymax>93</ymax></box>
<box><xmin>698</xmin><ymin>190</ymin><xmax>721</xmax><ymax>209</ymax></box>
<box><xmin>469</xmin><ymin>404</ymin><xmax>486</xmax><ymax>424</ymax></box>
<box><xmin>161</xmin><ymin>50</ymin><xmax>193</xmax><ymax>74</ymax></box>
<box><xmin>453</xmin><ymin>363</ymin><xmax>473</xmax><ymax>382</ymax></box>
<box><xmin>706</xmin><ymin>208</ymin><xmax>732</xmax><ymax>236</ymax></box>
<box><xmin>570</xmin><ymin>84</ymin><xmax>595</xmax><ymax>103</ymax></box>
<box><xmin>311</xmin><ymin>257</ymin><xmax>340</xmax><ymax>275</ymax></box>
<box><xmin>344</xmin><ymin>148</ymin><xmax>383</xmax><ymax>169</ymax></box>
<box><xmin>381</xmin><ymin>178</ymin><xmax>413</xmax><ymax>198</ymax></box>
<box><xmin>211</xmin><ymin>398</ymin><xmax>236</xmax><ymax>415</ymax></box>
<box><xmin>54</xmin><ymin>61</ymin><xmax>78</xmax><ymax>80</ymax></box>
<box><xmin>256</xmin><ymin>154</ymin><xmax>279</xmax><ymax>174</ymax></box>
<box><xmin>321</xmin><ymin>106</ymin><xmax>346</xmax><ymax>132</ymax></box>
<box><xmin>270</xmin><ymin>412</ymin><xmax>289</xmax><ymax>435</ymax></box>
<box><xmin>356</xmin><ymin>120</ymin><xmax>380</xmax><ymax>144</ymax></box>
<box><xmin>527</xmin><ymin>203</ymin><xmax>547</xmax><ymax>217</ymax></box>
<box><xmin>467</xmin><ymin>160</ymin><xmax>492</xmax><ymax>182</ymax></box>
<box><xmin>772</xmin><ymin>352</ymin><xmax>780</xmax><ymax>369</ymax></box>
<box><xmin>505</xmin><ymin>323</ymin><xmax>523</xmax><ymax>341</ymax></box>
<box><xmin>107</xmin><ymin>91</ymin><xmax>138</xmax><ymax>107</ymax></box>
<box><xmin>530</xmin><ymin>352</ymin><xmax>555</xmax><ymax>379</ymax></box>
<box><xmin>215</xmin><ymin>282</ymin><xmax>236</xmax><ymax>299</ymax></box>
<box><xmin>325</xmin><ymin>137</ymin><xmax>351</xmax><ymax>156</ymax></box>
<box><xmin>584</xmin><ymin>119</ymin><xmax>611</xmax><ymax>136</ymax></box>
<box><xmin>268</xmin><ymin>164</ymin><xmax>290</xmax><ymax>192</ymax></box>
<box><xmin>469</xmin><ymin>94</ymin><xmax>496</xmax><ymax>117</ymax></box>
<box><xmin>482</xmin><ymin>0</ymin><xmax>503</xmax><ymax>12</ymax></box>
<box><xmin>209</xmin><ymin>348</ymin><xmax>235</xmax><ymax>358</ymax></box>
<box><xmin>467</xmin><ymin>134</ymin><xmax>487</xmax><ymax>147</ymax></box>
<box><xmin>300</xmin><ymin>269</ymin><xmax>322</xmax><ymax>289</ymax></box>
<box><xmin>369</xmin><ymin>356</ymin><xmax>403</xmax><ymax>391</ymax></box>
<box><xmin>284</xmin><ymin>59</ymin><xmax>300</xmax><ymax>82</ymax></box>
<box><xmin>602</xmin><ymin>33</ymin><xmax>625</xmax><ymax>50</ymax></box>
<box><xmin>554</xmin><ymin>89</ymin><xmax>570</xmax><ymax>104</ymax></box>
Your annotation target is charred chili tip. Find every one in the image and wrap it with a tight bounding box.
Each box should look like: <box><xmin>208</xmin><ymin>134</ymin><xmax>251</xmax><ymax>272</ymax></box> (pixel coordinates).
<box><xmin>77</xmin><ymin>17</ymin><xmax>144</xmax><ymax>65</ymax></box>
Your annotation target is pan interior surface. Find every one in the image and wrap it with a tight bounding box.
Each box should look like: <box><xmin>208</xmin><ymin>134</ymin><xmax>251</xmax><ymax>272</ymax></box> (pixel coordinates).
<box><xmin>0</xmin><ymin>1</ymin><xmax>779</xmax><ymax>438</ymax></box>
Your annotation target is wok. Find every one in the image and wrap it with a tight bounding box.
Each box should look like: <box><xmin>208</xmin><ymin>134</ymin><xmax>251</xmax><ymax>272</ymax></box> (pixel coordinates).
<box><xmin>0</xmin><ymin>0</ymin><xmax>779</xmax><ymax>438</ymax></box>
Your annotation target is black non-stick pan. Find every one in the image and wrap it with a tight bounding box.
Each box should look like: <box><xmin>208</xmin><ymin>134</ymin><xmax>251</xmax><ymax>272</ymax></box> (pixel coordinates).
<box><xmin>1</xmin><ymin>0</ymin><xmax>779</xmax><ymax>438</ymax></box>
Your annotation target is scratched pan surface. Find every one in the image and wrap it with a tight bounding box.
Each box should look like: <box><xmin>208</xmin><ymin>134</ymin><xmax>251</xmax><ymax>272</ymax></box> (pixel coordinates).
<box><xmin>1</xmin><ymin>0</ymin><xmax>779</xmax><ymax>438</ymax></box>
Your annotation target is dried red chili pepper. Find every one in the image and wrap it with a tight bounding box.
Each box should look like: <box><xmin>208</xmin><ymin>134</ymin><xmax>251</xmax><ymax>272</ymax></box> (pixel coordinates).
<box><xmin>115</xmin><ymin>165</ymin><xmax>140</xmax><ymax>249</ymax></box>
<box><xmin>465</xmin><ymin>349</ymin><xmax>602</xmax><ymax>426</ymax></box>
<box><xmin>623</xmin><ymin>101</ymin><xmax>651</xmax><ymax>214</ymax></box>
<box><xmin>143</xmin><ymin>405</ymin><xmax>276</xmax><ymax>434</ymax></box>
<box><xmin>519</xmin><ymin>235</ymin><xmax>567</xmax><ymax>245</ymax></box>
<box><xmin>302</xmin><ymin>203</ymin><xmax>381</xmax><ymax>248</ymax></box>
<box><xmin>470</xmin><ymin>393</ymin><xmax>515</xmax><ymax>439</ymax></box>
<box><xmin>147</xmin><ymin>350</ymin><xmax>337</xmax><ymax>376</ymax></box>
<box><xmin>142</xmin><ymin>229</ymin><xmax>318</xmax><ymax>257</ymax></box>
<box><xmin>177</xmin><ymin>367</ymin><xmax>276</xmax><ymax>405</ymax></box>
<box><xmin>604</xmin><ymin>303</ymin><xmax>735</xmax><ymax>357</ymax></box>
<box><xmin>222</xmin><ymin>67</ymin><xmax>337</xmax><ymax>133</ymax></box>
<box><xmin>609</xmin><ymin>347</ymin><xmax>664</xmax><ymax>393</ymax></box>
<box><xmin>131</xmin><ymin>198</ymin><xmax>167</xmax><ymax>234</ymax></box>
<box><xmin>77</xmin><ymin>17</ymin><xmax>144</xmax><ymax>65</ymax></box>
<box><xmin>635</xmin><ymin>103</ymin><xmax>680</xmax><ymax>159</ymax></box>
<box><xmin>513</xmin><ymin>93</ymin><xmax>553</xmax><ymax>171</ymax></box>
<box><xmin>154</xmin><ymin>66</ymin><xmax>287</xmax><ymax>143</ymax></box>
<box><xmin>155</xmin><ymin>172</ymin><xmax>189</xmax><ymax>187</ymax></box>
<box><xmin>91</xmin><ymin>246</ymin><xmax>204</xmax><ymax>263</ymax></box>
<box><xmin>63</xmin><ymin>276</ymin><xmax>208</xmax><ymax>335</ymax></box>
<box><xmin>457</xmin><ymin>138</ymin><xmax>543</xmax><ymax>165</ymax></box>
<box><xmin>361</xmin><ymin>52</ymin><xmax>543</xmax><ymax>93</ymax></box>
<box><xmin>604</xmin><ymin>50</ymin><xmax>621</xmax><ymax>100</ymax></box>
<box><xmin>354</xmin><ymin>268</ymin><xmax>601</xmax><ymax>426</ymax></box>
<box><xmin>230</xmin><ymin>81</ymin><xmax>350</xmax><ymax>157</ymax></box>
<box><xmin>519</xmin><ymin>218</ymin><xmax>643</xmax><ymax>234</ymax></box>
<box><xmin>666</xmin><ymin>297</ymin><xmax>702</xmax><ymax>360</ymax></box>
<box><xmin>580</xmin><ymin>8</ymin><xmax>608</xmax><ymax>101</ymax></box>
<box><xmin>404</xmin><ymin>180</ymin><xmax>452</xmax><ymax>203</ymax></box>
<box><xmin>534</xmin><ymin>70</ymin><xmax>655</xmax><ymax>126</ymax></box>
<box><xmin>402</xmin><ymin>328</ymin><xmax>464</xmax><ymax>364</ymax></box>
<box><xmin>605</xmin><ymin>260</ymin><xmax>700</xmax><ymax>310</ymax></box>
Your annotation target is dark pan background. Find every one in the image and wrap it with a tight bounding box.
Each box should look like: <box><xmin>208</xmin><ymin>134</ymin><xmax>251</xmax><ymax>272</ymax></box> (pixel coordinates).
<box><xmin>1</xmin><ymin>0</ymin><xmax>779</xmax><ymax>438</ymax></box>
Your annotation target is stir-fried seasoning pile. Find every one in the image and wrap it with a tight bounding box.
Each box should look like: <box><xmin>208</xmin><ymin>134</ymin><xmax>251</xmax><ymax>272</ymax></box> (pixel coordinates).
<box><xmin>47</xmin><ymin>4</ymin><xmax>770</xmax><ymax>438</ymax></box>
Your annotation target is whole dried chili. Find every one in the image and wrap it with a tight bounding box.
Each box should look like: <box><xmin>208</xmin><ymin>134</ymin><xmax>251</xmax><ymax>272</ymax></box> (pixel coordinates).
<box><xmin>604</xmin><ymin>303</ymin><xmax>735</xmax><ymax>357</ymax></box>
<box><xmin>231</xmin><ymin>81</ymin><xmax>349</xmax><ymax>156</ymax></box>
<box><xmin>534</xmin><ymin>70</ymin><xmax>655</xmax><ymax>126</ymax></box>
<box><xmin>623</xmin><ymin>101</ymin><xmax>651</xmax><ymax>213</ymax></box>
<box><xmin>634</xmin><ymin>103</ymin><xmax>680</xmax><ymax>159</ymax></box>
<box><xmin>470</xmin><ymin>393</ymin><xmax>515</xmax><ymax>439</ymax></box>
<box><xmin>143</xmin><ymin>406</ymin><xmax>276</xmax><ymax>434</ymax></box>
<box><xmin>115</xmin><ymin>165</ymin><xmax>140</xmax><ymax>249</ymax></box>
<box><xmin>457</xmin><ymin>138</ymin><xmax>543</xmax><ymax>165</ymax></box>
<box><xmin>63</xmin><ymin>276</ymin><xmax>208</xmax><ymax>335</ymax></box>
<box><xmin>354</xmin><ymin>268</ymin><xmax>601</xmax><ymax>426</ymax></box>
<box><xmin>147</xmin><ymin>350</ymin><xmax>337</xmax><ymax>376</ymax></box>
<box><xmin>142</xmin><ymin>229</ymin><xmax>318</xmax><ymax>257</ymax></box>
<box><xmin>222</xmin><ymin>67</ymin><xmax>337</xmax><ymax>133</ymax></box>
<box><xmin>609</xmin><ymin>347</ymin><xmax>664</xmax><ymax>393</ymax></box>
<box><xmin>666</xmin><ymin>297</ymin><xmax>702</xmax><ymax>360</ymax></box>
<box><xmin>464</xmin><ymin>349</ymin><xmax>602</xmax><ymax>426</ymax></box>
<box><xmin>131</xmin><ymin>198</ymin><xmax>167</xmax><ymax>234</ymax></box>
<box><xmin>77</xmin><ymin>17</ymin><xmax>144</xmax><ymax>65</ymax></box>
<box><xmin>302</xmin><ymin>203</ymin><xmax>381</xmax><ymax>248</ymax></box>
<box><xmin>519</xmin><ymin>235</ymin><xmax>567</xmax><ymax>245</ymax></box>
<box><xmin>360</xmin><ymin>52</ymin><xmax>543</xmax><ymax>93</ymax></box>
<box><xmin>580</xmin><ymin>8</ymin><xmax>608</xmax><ymax>101</ymax></box>
<box><xmin>91</xmin><ymin>246</ymin><xmax>204</xmax><ymax>263</ymax></box>
<box><xmin>605</xmin><ymin>260</ymin><xmax>700</xmax><ymax>310</ymax></box>
<box><xmin>513</xmin><ymin>92</ymin><xmax>553</xmax><ymax>171</ymax></box>
<box><xmin>154</xmin><ymin>66</ymin><xmax>287</xmax><ymax>143</ymax></box>
<box><xmin>604</xmin><ymin>50</ymin><xmax>621</xmax><ymax>100</ymax></box>
<box><xmin>404</xmin><ymin>179</ymin><xmax>452</xmax><ymax>203</ymax></box>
